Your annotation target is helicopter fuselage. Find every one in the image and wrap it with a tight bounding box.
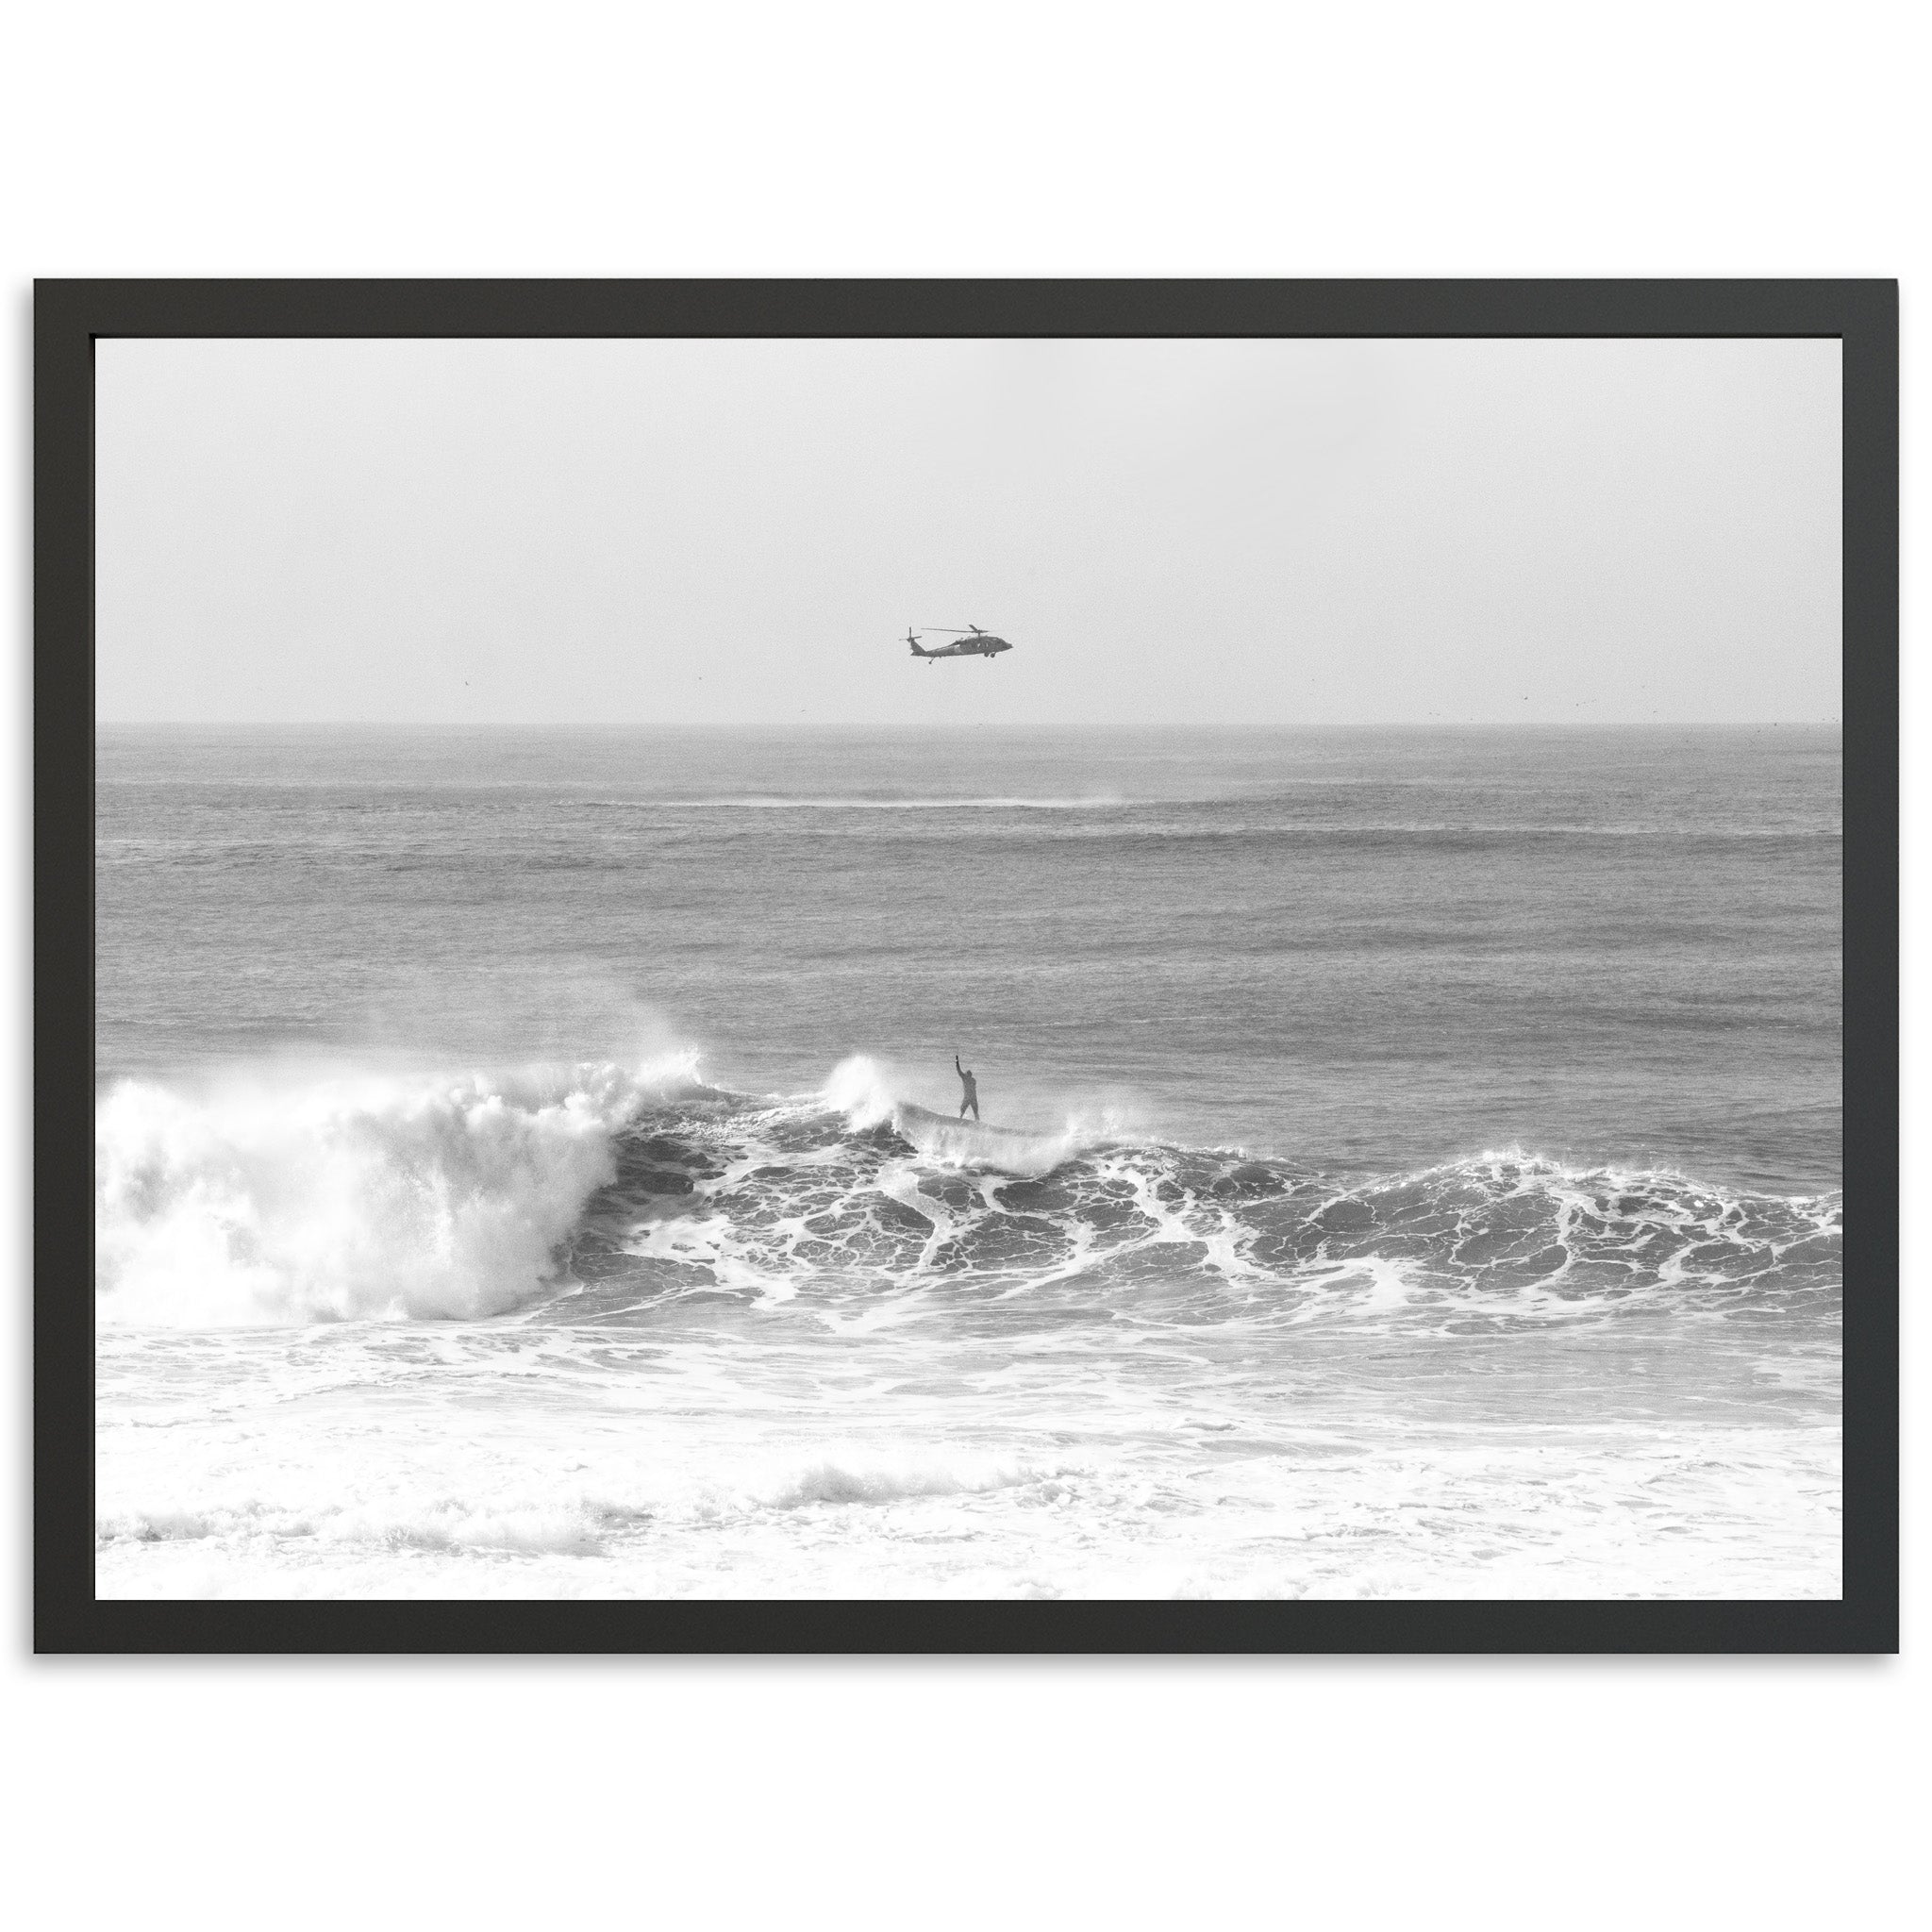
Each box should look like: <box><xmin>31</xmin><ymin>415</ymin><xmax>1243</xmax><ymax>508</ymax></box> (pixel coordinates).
<box><xmin>908</xmin><ymin>633</ymin><xmax>1012</xmax><ymax>661</ymax></box>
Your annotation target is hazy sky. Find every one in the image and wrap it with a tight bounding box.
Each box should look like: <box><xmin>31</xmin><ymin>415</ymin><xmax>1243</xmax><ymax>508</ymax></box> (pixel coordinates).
<box><xmin>95</xmin><ymin>336</ymin><xmax>1840</xmax><ymax>725</ymax></box>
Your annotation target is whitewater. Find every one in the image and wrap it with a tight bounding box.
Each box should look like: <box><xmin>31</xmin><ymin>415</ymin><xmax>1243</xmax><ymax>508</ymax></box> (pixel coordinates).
<box><xmin>94</xmin><ymin>725</ymin><xmax>1842</xmax><ymax>1599</ymax></box>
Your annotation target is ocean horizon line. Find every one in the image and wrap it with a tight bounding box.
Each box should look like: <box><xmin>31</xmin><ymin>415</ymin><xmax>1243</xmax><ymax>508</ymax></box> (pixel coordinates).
<box><xmin>94</xmin><ymin>717</ymin><xmax>1845</xmax><ymax>735</ymax></box>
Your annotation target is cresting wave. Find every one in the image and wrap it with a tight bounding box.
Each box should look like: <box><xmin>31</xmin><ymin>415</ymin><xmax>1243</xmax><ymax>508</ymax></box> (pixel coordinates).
<box><xmin>95</xmin><ymin>1056</ymin><xmax>708</xmax><ymax>1325</ymax></box>
<box><xmin>96</xmin><ymin>1051</ymin><xmax>1840</xmax><ymax>1330</ymax></box>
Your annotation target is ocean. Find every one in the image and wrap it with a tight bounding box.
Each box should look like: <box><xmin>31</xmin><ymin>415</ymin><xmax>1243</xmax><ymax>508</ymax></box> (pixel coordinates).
<box><xmin>93</xmin><ymin>724</ymin><xmax>1842</xmax><ymax>1599</ymax></box>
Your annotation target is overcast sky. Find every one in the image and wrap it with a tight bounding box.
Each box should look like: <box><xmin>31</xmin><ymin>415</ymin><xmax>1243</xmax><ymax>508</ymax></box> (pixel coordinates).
<box><xmin>95</xmin><ymin>335</ymin><xmax>1840</xmax><ymax>726</ymax></box>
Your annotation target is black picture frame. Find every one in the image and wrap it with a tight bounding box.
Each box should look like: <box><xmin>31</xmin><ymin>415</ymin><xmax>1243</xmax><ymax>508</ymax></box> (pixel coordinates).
<box><xmin>38</xmin><ymin>278</ymin><xmax>1898</xmax><ymax>1655</ymax></box>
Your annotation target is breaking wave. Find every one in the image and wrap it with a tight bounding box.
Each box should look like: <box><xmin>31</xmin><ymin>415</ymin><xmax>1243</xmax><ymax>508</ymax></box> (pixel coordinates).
<box><xmin>95</xmin><ymin>1055</ymin><xmax>710</xmax><ymax>1326</ymax></box>
<box><xmin>96</xmin><ymin>1050</ymin><xmax>1840</xmax><ymax>1331</ymax></box>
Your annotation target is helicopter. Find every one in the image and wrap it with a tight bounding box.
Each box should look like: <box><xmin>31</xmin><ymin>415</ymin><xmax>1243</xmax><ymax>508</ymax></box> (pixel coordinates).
<box><xmin>901</xmin><ymin>625</ymin><xmax>1014</xmax><ymax>663</ymax></box>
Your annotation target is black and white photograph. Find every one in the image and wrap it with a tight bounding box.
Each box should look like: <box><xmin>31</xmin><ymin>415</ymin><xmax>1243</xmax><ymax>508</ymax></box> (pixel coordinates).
<box><xmin>13</xmin><ymin>8</ymin><xmax>1924</xmax><ymax>1924</ymax></box>
<box><xmin>80</xmin><ymin>312</ymin><xmax>1857</xmax><ymax>1609</ymax></box>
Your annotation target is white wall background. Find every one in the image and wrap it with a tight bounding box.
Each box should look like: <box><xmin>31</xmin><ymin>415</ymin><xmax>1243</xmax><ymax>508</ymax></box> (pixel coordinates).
<box><xmin>3</xmin><ymin>4</ymin><xmax>1920</xmax><ymax>1927</ymax></box>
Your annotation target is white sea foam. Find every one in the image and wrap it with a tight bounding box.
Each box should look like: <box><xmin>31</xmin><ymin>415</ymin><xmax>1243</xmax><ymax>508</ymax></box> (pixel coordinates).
<box><xmin>653</xmin><ymin>795</ymin><xmax>1129</xmax><ymax>811</ymax></box>
<box><xmin>821</xmin><ymin>1053</ymin><xmax>1122</xmax><ymax>1177</ymax></box>
<box><xmin>95</xmin><ymin>1055</ymin><xmax>702</xmax><ymax>1326</ymax></box>
<box><xmin>94</xmin><ymin>1313</ymin><xmax>1843</xmax><ymax>1600</ymax></box>
<box><xmin>820</xmin><ymin>1053</ymin><xmax>899</xmax><ymax>1128</ymax></box>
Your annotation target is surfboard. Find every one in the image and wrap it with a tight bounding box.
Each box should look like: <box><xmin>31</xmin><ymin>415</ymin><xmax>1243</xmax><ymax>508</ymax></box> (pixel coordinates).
<box><xmin>888</xmin><ymin>1101</ymin><xmax>1095</xmax><ymax>1176</ymax></box>
<box><xmin>894</xmin><ymin>1101</ymin><xmax>1032</xmax><ymax>1143</ymax></box>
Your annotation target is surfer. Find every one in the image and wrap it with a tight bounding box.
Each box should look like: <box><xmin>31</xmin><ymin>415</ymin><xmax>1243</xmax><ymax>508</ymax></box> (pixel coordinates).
<box><xmin>955</xmin><ymin>1054</ymin><xmax>980</xmax><ymax>1121</ymax></box>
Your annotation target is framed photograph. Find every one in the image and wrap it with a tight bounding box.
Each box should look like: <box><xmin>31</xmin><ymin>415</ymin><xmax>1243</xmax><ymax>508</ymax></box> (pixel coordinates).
<box><xmin>37</xmin><ymin>279</ymin><xmax>1896</xmax><ymax>1652</ymax></box>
